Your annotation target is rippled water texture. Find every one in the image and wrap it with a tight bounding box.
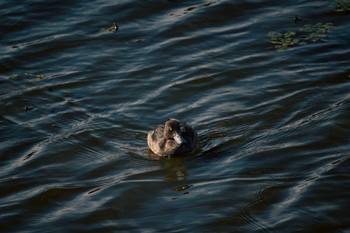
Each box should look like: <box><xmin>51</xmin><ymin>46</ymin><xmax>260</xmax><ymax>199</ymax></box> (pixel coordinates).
<box><xmin>1</xmin><ymin>0</ymin><xmax>350</xmax><ymax>232</ymax></box>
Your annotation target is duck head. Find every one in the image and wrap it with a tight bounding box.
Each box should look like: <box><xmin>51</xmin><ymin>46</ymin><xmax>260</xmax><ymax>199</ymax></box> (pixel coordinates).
<box><xmin>164</xmin><ymin>119</ymin><xmax>186</xmax><ymax>144</ymax></box>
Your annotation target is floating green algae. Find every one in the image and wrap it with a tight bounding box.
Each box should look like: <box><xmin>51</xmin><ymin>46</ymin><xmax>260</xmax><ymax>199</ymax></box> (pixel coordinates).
<box><xmin>268</xmin><ymin>31</ymin><xmax>300</xmax><ymax>51</ymax></box>
<box><xmin>300</xmin><ymin>23</ymin><xmax>335</xmax><ymax>42</ymax></box>
<box><xmin>335</xmin><ymin>0</ymin><xmax>350</xmax><ymax>12</ymax></box>
<box><xmin>268</xmin><ymin>22</ymin><xmax>335</xmax><ymax>51</ymax></box>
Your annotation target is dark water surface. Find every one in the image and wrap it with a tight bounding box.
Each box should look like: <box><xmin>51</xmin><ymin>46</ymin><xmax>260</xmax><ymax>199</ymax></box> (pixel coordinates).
<box><xmin>1</xmin><ymin>0</ymin><xmax>350</xmax><ymax>232</ymax></box>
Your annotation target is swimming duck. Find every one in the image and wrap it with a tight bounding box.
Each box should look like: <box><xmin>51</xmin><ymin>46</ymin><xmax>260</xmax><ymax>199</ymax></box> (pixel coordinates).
<box><xmin>147</xmin><ymin>118</ymin><xmax>198</xmax><ymax>157</ymax></box>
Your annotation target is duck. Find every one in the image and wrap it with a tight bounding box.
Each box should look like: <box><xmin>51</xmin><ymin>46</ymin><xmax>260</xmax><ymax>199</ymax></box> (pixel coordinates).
<box><xmin>147</xmin><ymin>118</ymin><xmax>198</xmax><ymax>157</ymax></box>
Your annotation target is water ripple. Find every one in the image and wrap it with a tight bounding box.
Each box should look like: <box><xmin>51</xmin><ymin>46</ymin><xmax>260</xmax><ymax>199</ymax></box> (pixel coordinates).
<box><xmin>1</xmin><ymin>0</ymin><xmax>350</xmax><ymax>232</ymax></box>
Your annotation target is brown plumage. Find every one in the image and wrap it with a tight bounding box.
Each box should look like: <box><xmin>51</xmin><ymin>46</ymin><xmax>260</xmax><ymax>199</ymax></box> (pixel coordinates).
<box><xmin>147</xmin><ymin>118</ymin><xmax>198</xmax><ymax>157</ymax></box>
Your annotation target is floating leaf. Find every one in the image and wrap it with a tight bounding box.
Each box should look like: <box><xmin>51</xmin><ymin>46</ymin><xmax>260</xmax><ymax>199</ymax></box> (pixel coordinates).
<box><xmin>132</xmin><ymin>39</ymin><xmax>146</xmax><ymax>43</ymax></box>
<box><xmin>100</xmin><ymin>22</ymin><xmax>119</xmax><ymax>33</ymax></box>
<box><xmin>108</xmin><ymin>22</ymin><xmax>118</xmax><ymax>32</ymax></box>
<box><xmin>35</xmin><ymin>74</ymin><xmax>45</xmax><ymax>80</ymax></box>
<box><xmin>22</xmin><ymin>73</ymin><xmax>46</xmax><ymax>80</ymax></box>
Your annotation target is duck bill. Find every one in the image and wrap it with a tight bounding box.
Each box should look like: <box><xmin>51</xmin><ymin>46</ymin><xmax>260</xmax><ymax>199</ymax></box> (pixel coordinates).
<box><xmin>174</xmin><ymin>133</ymin><xmax>185</xmax><ymax>144</ymax></box>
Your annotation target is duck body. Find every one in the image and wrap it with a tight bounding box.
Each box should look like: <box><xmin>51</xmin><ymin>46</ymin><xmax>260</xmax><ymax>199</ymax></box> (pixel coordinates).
<box><xmin>147</xmin><ymin>118</ymin><xmax>198</xmax><ymax>157</ymax></box>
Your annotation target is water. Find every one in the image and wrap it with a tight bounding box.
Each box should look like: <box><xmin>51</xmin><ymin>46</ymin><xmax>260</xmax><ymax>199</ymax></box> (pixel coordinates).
<box><xmin>1</xmin><ymin>0</ymin><xmax>350</xmax><ymax>232</ymax></box>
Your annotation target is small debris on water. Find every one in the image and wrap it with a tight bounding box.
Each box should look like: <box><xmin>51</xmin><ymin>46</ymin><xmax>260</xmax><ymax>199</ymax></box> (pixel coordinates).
<box><xmin>173</xmin><ymin>184</ymin><xmax>193</xmax><ymax>192</ymax></box>
<box><xmin>108</xmin><ymin>22</ymin><xmax>119</xmax><ymax>32</ymax></box>
<box><xmin>294</xmin><ymin>15</ymin><xmax>301</xmax><ymax>23</ymax></box>
<box><xmin>24</xmin><ymin>106</ymin><xmax>33</xmax><ymax>112</ymax></box>
<box><xmin>24</xmin><ymin>73</ymin><xmax>45</xmax><ymax>80</ymax></box>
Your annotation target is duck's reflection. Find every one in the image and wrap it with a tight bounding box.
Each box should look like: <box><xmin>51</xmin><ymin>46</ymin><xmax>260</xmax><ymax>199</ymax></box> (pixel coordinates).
<box><xmin>148</xmin><ymin>152</ymin><xmax>190</xmax><ymax>181</ymax></box>
<box><xmin>161</xmin><ymin>158</ymin><xmax>188</xmax><ymax>181</ymax></box>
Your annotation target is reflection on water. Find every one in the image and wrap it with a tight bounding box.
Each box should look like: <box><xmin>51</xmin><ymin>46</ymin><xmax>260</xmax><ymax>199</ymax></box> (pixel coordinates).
<box><xmin>160</xmin><ymin>157</ymin><xmax>190</xmax><ymax>181</ymax></box>
<box><xmin>1</xmin><ymin>0</ymin><xmax>350</xmax><ymax>232</ymax></box>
